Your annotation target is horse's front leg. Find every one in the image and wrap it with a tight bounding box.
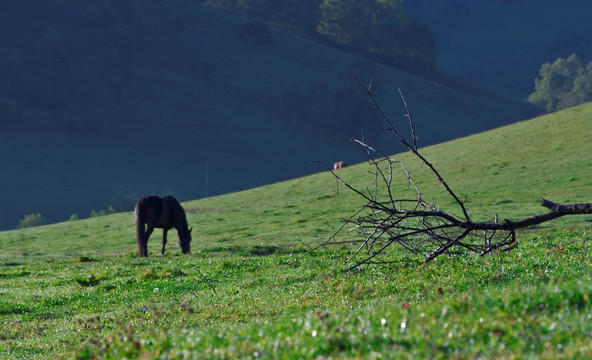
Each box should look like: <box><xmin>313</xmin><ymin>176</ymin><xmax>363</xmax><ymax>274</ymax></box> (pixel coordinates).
<box><xmin>161</xmin><ymin>229</ymin><xmax>168</xmax><ymax>255</ymax></box>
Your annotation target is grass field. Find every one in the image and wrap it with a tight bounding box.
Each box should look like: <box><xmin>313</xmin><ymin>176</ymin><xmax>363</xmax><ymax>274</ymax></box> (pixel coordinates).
<box><xmin>1</xmin><ymin>103</ymin><xmax>592</xmax><ymax>358</ymax></box>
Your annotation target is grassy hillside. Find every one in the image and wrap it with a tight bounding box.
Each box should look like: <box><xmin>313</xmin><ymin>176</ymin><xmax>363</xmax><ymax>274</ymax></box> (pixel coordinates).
<box><xmin>2</xmin><ymin>102</ymin><xmax>589</xmax><ymax>258</ymax></box>
<box><xmin>0</xmin><ymin>103</ymin><xmax>591</xmax><ymax>358</ymax></box>
<box><xmin>0</xmin><ymin>1</ymin><xmax>539</xmax><ymax>230</ymax></box>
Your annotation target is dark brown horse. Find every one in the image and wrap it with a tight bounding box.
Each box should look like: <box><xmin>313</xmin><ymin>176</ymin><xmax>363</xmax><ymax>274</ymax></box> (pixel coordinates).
<box><xmin>134</xmin><ymin>195</ymin><xmax>192</xmax><ymax>257</ymax></box>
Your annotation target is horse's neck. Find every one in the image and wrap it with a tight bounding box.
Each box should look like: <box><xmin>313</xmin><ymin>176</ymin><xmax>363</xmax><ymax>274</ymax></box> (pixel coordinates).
<box><xmin>162</xmin><ymin>198</ymin><xmax>187</xmax><ymax>229</ymax></box>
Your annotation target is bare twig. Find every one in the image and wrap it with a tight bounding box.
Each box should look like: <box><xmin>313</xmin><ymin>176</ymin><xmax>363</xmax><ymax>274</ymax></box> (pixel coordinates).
<box><xmin>354</xmin><ymin>76</ymin><xmax>471</xmax><ymax>222</ymax></box>
<box><xmin>320</xmin><ymin>79</ymin><xmax>592</xmax><ymax>269</ymax></box>
<box><xmin>397</xmin><ymin>87</ymin><xmax>417</xmax><ymax>151</ymax></box>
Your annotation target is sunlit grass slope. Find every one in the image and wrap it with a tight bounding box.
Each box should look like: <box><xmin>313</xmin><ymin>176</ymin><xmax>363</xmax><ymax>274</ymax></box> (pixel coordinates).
<box><xmin>1</xmin><ymin>103</ymin><xmax>591</xmax><ymax>259</ymax></box>
<box><xmin>1</xmin><ymin>103</ymin><xmax>592</xmax><ymax>359</ymax></box>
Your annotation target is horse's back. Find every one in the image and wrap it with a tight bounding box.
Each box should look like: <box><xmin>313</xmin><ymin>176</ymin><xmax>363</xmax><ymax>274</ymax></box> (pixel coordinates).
<box><xmin>136</xmin><ymin>195</ymin><xmax>185</xmax><ymax>229</ymax></box>
<box><xmin>162</xmin><ymin>195</ymin><xmax>181</xmax><ymax>207</ymax></box>
<box><xmin>135</xmin><ymin>195</ymin><xmax>162</xmax><ymax>212</ymax></box>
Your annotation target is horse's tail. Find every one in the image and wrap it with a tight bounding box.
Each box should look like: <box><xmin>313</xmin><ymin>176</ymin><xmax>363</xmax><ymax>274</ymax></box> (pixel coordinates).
<box><xmin>135</xmin><ymin>201</ymin><xmax>146</xmax><ymax>257</ymax></box>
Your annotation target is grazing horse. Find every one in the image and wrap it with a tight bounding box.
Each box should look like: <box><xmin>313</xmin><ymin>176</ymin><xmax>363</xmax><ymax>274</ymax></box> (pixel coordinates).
<box><xmin>333</xmin><ymin>161</ymin><xmax>347</xmax><ymax>170</ymax></box>
<box><xmin>134</xmin><ymin>195</ymin><xmax>192</xmax><ymax>257</ymax></box>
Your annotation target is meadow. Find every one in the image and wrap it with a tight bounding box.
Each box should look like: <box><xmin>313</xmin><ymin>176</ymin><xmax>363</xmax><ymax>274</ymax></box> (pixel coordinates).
<box><xmin>1</xmin><ymin>103</ymin><xmax>592</xmax><ymax>358</ymax></box>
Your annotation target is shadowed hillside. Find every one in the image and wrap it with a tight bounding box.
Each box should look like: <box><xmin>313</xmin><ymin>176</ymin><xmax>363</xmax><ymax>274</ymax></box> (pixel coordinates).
<box><xmin>0</xmin><ymin>0</ymin><xmax>538</xmax><ymax>229</ymax></box>
<box><xmin>405</xmin><ymin>0</ymin><xmax>592</xmax><ymax>97</ymax></box>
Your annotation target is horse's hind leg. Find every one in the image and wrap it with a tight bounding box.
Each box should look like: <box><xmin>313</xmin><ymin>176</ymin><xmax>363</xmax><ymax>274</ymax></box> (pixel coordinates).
<box><xmin>161</xmin><ymin>229</ymin><xmax>168</xmax><ymax>254</ymax></box>
<box><xmin>141</xmin><ymin>226</ymin><xmax>154</xmax><ymax>257</ymax></box>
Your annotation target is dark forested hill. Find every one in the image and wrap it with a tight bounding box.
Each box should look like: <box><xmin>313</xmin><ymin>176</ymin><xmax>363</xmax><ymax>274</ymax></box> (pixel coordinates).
<box><xmin>0</xmin><ymin>0</ymin><xmax>538</xmax><ymax>230</ymax></box>
<box><xmin>404</xmin><ymin>0</ymin><xmax>592</xmax><ymax>98</ymax></box>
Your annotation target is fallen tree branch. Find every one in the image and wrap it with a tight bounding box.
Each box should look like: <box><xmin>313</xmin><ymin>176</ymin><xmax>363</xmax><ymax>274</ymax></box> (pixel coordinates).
<box><xmin>320</xmin><ymin>78</ymin><xmax>592</xmax><ymax>269</ymax></box>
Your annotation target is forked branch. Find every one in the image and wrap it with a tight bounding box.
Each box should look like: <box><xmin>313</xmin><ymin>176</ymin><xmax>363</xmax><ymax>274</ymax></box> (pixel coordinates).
<box><xmin>321</xmin><ymin>78</ymin><xmax>592</xmax><ymax>269</ymax></box>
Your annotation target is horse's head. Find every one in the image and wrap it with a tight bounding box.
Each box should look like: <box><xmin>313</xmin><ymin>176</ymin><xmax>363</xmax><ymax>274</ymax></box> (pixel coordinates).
<box><xmin>179</xmin><ymin>226</ymin><xmax>192</xmax><ymax>254</ymax></box>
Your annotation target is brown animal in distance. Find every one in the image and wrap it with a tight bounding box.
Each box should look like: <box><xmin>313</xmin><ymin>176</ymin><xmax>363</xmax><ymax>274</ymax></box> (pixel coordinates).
<box><xmin>333</xmin><ymin>161</ymin><xmax>347</xmax><ymax>170</ymax></box>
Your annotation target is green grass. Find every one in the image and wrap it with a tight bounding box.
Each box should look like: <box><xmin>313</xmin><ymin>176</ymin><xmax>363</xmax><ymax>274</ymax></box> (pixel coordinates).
<box><xmin>1</xmin><ymin>104</ymin><xmax>592</xmax><ymax>358</ymax></box>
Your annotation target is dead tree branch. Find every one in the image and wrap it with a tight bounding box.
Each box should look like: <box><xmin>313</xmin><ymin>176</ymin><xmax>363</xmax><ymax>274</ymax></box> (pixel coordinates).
<box><xmin>321</xmin><ymin>77</ymin><xmax>592</xmax><ymax>269</ymax></box>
